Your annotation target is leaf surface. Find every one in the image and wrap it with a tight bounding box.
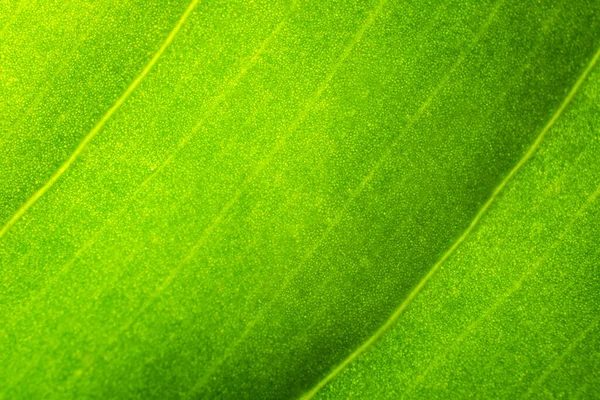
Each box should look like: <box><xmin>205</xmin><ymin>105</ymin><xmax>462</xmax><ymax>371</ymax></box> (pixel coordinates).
<box><xmin>316</xmin><ymin>53</ymin><xmax>600</xmax><ymax>400</ymax></box>
<box><xmin>0</xmin><ymin>0</ymin><xmax>598</xmax><ymax>398</ymax></box>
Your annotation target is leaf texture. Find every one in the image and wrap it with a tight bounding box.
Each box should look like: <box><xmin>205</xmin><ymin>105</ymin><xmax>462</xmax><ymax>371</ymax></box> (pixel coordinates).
<box><xmin>316</xmin><ymin>57</ymin><xmax>600</xmax><ymax>400</ymax></box>
<box><xmin>0</xmin><ymin>0</ymin><xmax>599</xmax><ymax>398</ymax></box>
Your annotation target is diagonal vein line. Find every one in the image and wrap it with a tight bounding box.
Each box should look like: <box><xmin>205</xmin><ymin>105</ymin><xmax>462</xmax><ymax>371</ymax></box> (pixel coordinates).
<box><xmin>185</xmin><ymin>0</ymin><xmax>467</xmax><ymax>391</ymax></box>
<box><xmin>1</xmin><ymin>0</ymin><xmax>298</xmax><ymax>304</ymax></box>
<box><xmin>398</xmin><ymin>3</ymin><xmax>566</xmax><ymax>390</ymax></box>
<box><xmin>184</xmin><ymin>0</ymin><xmax>403</xmax><ymax>391</ymax></box>
<box><xmin>0</xmin><ymin>0</ymin><xmax>116</xmax><ymax>147</ymax></box>
<box><xmin>89</xmin><ymin>0</ymin><xmax>390</xmax><ymax>371</ymax></box>
<box><xmin>299</xmin><ymin>38</ymin><xmax>600</xmax><ymax>400</ymax></box>
<box><xmin>2</xmin><ymin>247</ymin><xmax>141</xmax><ymax>391</ymax></box>
<box><xmin>406</xmin><ymin>180</ymin><xmax>600</xmax><ymax>395</ymax></box>
<box><xmin>2</xmin><ymin>3</ymin><xmax>299</xmax><ymax>389</ymax></box>
<box><xmin>526</xmin><ymin>314</ymin><xmax>600</xmax><ymax>397</ymax></box>
<box><xmin>182</xmin><ymin>0</ymin><xmax>504</xmax><ymax>391</ymax></box>
<box><xmin>0</xmin><ymin>0</ymin><xmax>201</xmax><ymax>240</ymax></box>
<box><xmin>55</xmin><ymin>0</ymin><xmax>392</xmax><ymax>388</ymax></box>
<box><xmin>4</xmin><ymin>0</ymin><xmax>297</xmax><ymax>302</ymax></box>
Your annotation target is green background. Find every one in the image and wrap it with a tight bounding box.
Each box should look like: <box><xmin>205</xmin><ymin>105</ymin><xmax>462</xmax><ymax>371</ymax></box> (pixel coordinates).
<box><xmin>0</xmin><ymin>0</ymin><xmax>598</xmax><ymax>398</ymax></box>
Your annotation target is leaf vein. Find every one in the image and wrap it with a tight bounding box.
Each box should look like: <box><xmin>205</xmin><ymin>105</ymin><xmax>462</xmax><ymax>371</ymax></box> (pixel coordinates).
<box><xmin>0</xmin><ymin>0</ymin><xmax>201</xmax><ymax>240</ymax></box>
<box><xmin>299</xmin><ymin>26</ymin><xmax>600</xmax><ymax>400</ymax></box>
<box><xmin>405</xmin><ymin>181</ymin><xmax>600</xmax><ymax>395</ymax></box>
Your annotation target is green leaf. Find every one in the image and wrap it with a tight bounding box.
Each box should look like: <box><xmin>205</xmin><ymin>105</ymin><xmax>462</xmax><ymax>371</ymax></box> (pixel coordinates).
<box><xmin>0</xmin><ymin>0</ymin><xmax>598</xmax><ymax>398</ymax></box>
<box><xmin>313</xmin><ymin>54</ymin><xmax>600</xmax><ymax>400</ymax></box>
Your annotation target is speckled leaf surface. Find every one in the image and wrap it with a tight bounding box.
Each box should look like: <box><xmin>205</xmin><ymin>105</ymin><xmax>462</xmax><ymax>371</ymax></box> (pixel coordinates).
<box><xmin>315</xmin><ymin>58</ymin><xmax>600</xmax><ymax>400</ymax></box>
<box><xmin>0</xmin><ymin>0</ymin><xmax>598</xmax><ymax>399</ymax></box>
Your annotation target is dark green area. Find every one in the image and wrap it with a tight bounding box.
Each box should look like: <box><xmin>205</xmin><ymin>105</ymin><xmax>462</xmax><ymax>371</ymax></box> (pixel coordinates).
<box><xmin>318</xmin><ymin>62</ymin><xmax>600</xmax><ymax>400</ymax></box>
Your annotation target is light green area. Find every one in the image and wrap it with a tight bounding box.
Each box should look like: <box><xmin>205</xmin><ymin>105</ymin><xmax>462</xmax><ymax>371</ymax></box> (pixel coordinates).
<box><xmin>0</xmin><ymin>0</ymin><xmax>598</xmax><ymax>398</ymax></box>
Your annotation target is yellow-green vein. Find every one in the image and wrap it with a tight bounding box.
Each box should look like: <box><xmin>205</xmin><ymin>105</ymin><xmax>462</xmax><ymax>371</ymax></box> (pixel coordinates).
<box><xmin>300</xmin><ymin>42</ymin><xmax>600</xmax><ymax>400</ymax></box>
